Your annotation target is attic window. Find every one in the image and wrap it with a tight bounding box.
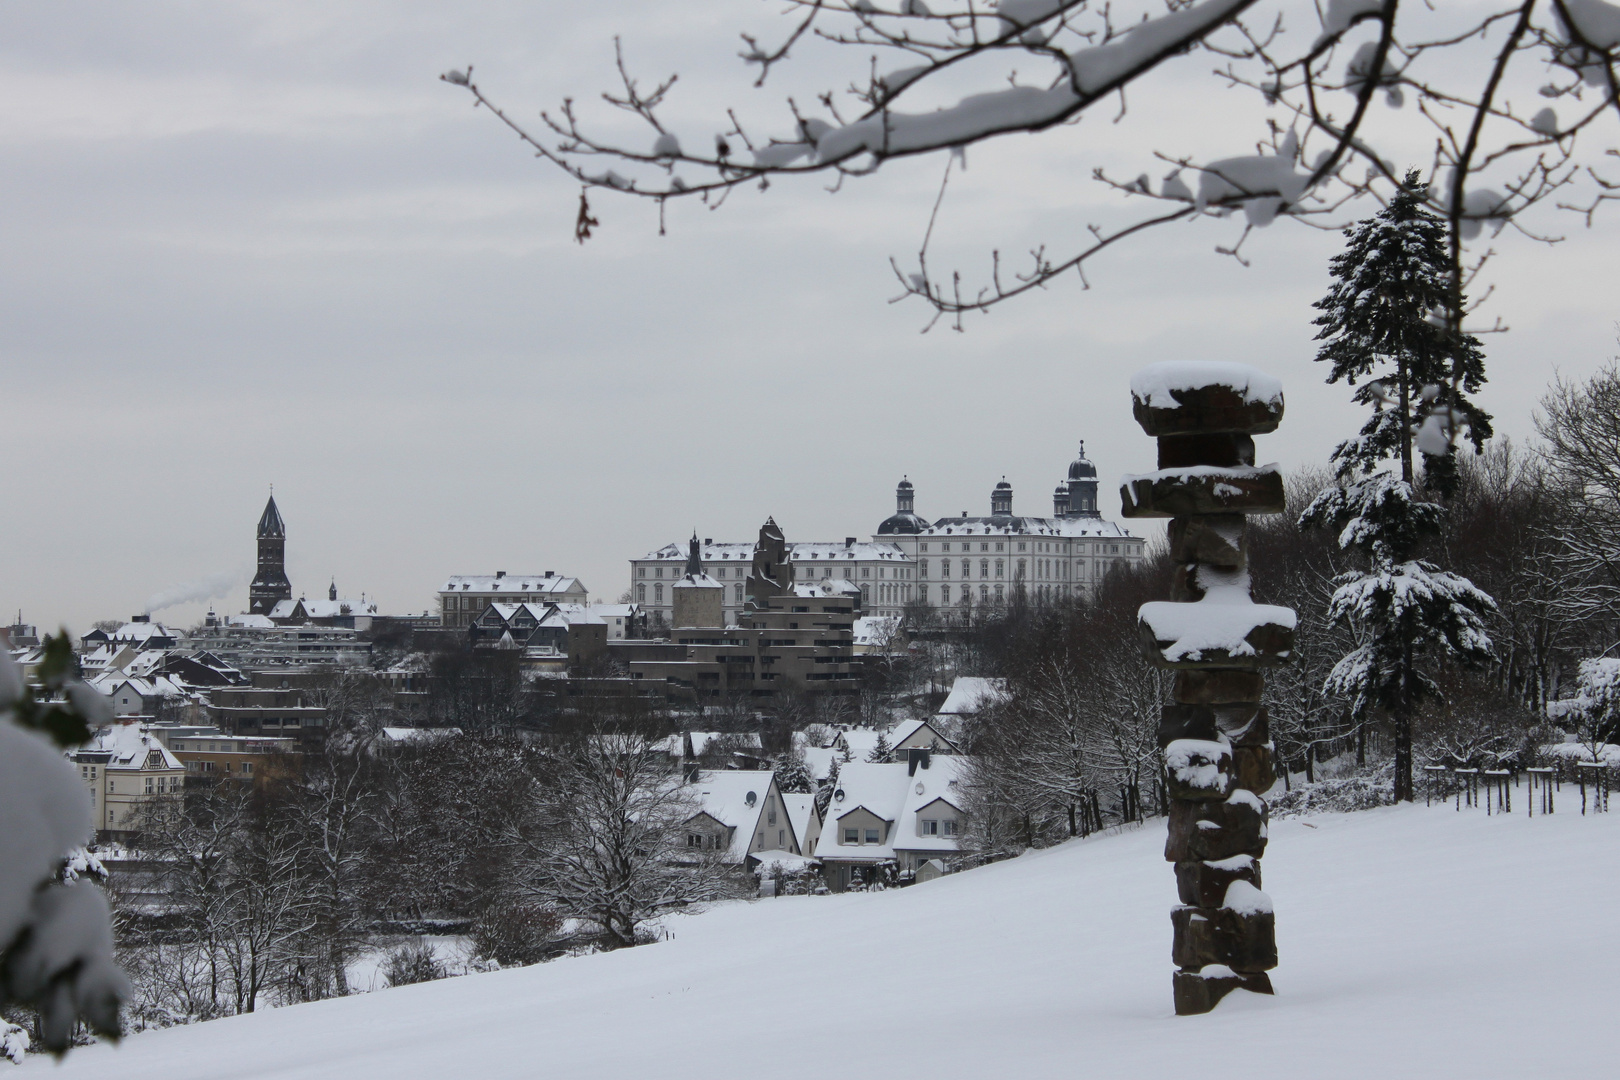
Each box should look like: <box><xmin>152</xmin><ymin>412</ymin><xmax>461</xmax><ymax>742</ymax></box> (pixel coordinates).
<box><xmin>843</xmin><ymin>828</ymin><xmax>858</xmax><ymax>844</ymax></box>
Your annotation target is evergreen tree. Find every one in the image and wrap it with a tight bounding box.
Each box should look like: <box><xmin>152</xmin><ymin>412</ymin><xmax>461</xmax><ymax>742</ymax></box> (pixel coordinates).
<box><xmin>1311</xmin><ymin>171</ymin><xmax>1493</xmax><ymax>497</ymax></box>
<box><xmin>866</xmin><ymin>733</ymin><xmax>893</xmax><ymax>764</ymax></box>
<box><xmin>772</xmin><ymin>751</ymin><xmax>815</xmax><ymax>795</ymax></box>
<box><xmin>1303</xmin><ymin>174</ymin><xmax>1497</xmax><ymax>802</ymax></box>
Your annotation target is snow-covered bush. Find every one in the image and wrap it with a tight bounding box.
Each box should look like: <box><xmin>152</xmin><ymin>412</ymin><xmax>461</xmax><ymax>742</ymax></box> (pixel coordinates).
<box><xmin>0</xmin><ymin>641</ymin><xmax>126</xmax><ymax>1055</ymax></box>
<box><xmin>469</xmin><ymin>899</ymin><xmax>563</xmax><ymax>969</ymax></box>
<box><xmin>1269</xmin><ymin>766</ymin><xmax>1396</xmax><ymax>818</ymax></box>
<box><xmin>382</xmin><ymin>941</ymin><xmax>447</xmax><ymax>988</ymax></box>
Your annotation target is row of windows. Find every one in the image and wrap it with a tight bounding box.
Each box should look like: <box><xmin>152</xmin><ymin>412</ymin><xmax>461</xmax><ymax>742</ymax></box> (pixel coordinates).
<box><xmin>920</xmin><ymin>541</ymin><xmax>1126</xmax><ymax>554</ymax></box>
<box><xmin>639</xmin><ymin>564</ymin><xmax>914</xmax><ymax>580</ymax></box>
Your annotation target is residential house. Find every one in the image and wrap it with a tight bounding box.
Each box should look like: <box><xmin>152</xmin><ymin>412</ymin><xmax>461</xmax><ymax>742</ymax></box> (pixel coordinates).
<box><xmin>889</xmin><ymin>717</ymin><xmax>960</xmax><ymax>755</ymax></box>
<box><xmin>439</xmin><ymin>572</ymin><xmax>588</xmax><ymax>630</ymax></box>
<box><xmin>815</xmin><ymin>751</ymin><xmax>968</xmax><ymax>891</ymax></box>
<box><xmin>69</xmin><ymin>723</ymin><xmax>187</xmax><ymax>840</ymax></box>
<box><xmin>683</xmin><ymin>770</ymin><xmax>801</xmax><ymax>864</ymax></box>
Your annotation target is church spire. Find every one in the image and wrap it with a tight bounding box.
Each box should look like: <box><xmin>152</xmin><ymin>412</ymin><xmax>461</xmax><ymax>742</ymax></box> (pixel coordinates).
<box><xmin>685</xmin><ymin>533</ymin><xmax>703</xmax><ymax>578</ymax></box>
<box><xmin>249</xmin><ymin>491</ymin><xmax>292</xmax><ymax>615</ymax></box>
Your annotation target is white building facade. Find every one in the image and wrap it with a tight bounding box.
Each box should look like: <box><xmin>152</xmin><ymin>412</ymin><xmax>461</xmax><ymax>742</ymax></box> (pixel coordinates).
<box><xmin>872</xmin><ymin>444</ymin><xmax>1146</xmax><ymax>610</ymax></box>
<box><xmin>628</xmin><ymin>442</ymin><xmax>1143</xmax><ymax>626</ymax></box>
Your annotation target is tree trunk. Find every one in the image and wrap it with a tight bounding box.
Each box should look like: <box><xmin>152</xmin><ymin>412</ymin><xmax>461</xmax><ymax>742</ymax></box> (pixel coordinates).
<box><xmin>1305</xmin><ymin>741</ymin><xmax>1316</xmax><ymax>784</ymax></box>
<box><xmin>1393</xmin><ymin>706</ymin><xmax>1414</xmax><ymax>802</ymax></box>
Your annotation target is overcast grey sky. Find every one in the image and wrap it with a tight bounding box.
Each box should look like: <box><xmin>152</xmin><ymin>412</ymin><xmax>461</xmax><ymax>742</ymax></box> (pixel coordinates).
<box><xmin>2</xmin><ymin>1</ymin><xmax>1614</xmax><ymax>635</ymax></box>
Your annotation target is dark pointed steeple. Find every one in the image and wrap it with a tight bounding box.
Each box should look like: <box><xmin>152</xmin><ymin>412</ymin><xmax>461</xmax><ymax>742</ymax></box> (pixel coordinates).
<box><xmin>258</xmin><ymin>494</ymin><xmax>286</xmax><ymax>538</ymax></box>
<box><xmin>249</xmin><ymin>490</ymin><xmax>292</xmax><ymax>615</ymax></box>
<box><xmin>685</xmin><ymin>533</ymin><xmax>703</xmax><ymax>578</ymax></box>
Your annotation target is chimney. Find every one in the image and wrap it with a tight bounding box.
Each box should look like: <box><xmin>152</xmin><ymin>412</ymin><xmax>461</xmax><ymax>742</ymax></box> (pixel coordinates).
<box><xmin>845</xmin><ymin>537</ymin><xmax>856</xmax><ymax>548</ymax></box>
<box><xmin>907</xmin><ymin>746</ymin><xmax>932</xmax><ymax>775</ymax></box>
<box><xmin>132</xmin><ymin>614</ymin><xmax>150</xmax><ymax>623</ymax></box>
<box><xmin>545</xmin><ymin>570</ymin><xmax>555</xmax><ymax>578</ymax></box>
<box><xmin>705</xmin><ymin>538</ymin><xmax>713</xmax><ymax>546</ymax></box>
<box><xmin>495</xmin><ymin>570</ymin><xmax>506</xmax><ymax>579</ymax></box>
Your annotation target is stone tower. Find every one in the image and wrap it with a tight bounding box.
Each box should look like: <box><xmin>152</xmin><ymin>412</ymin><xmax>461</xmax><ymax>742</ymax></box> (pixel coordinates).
<box><xmin>1120</xmin><ymin>362</ymin><xmax>1294</xmax><ymax>1015</ymax></box>
<box><xmin>249</xmin><ymin>494</ymin><xmax>292</xmax><ymax>616</ymax></box>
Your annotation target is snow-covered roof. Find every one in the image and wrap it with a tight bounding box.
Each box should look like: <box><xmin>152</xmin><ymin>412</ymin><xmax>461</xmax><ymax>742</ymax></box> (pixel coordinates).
<box><xmin>379</xmin><ymin>727</ymin><xmax>462</xmax><ymax>745</ymax></box>
<box><xmin>106</xmin><ymin>621</ymin><xmax>177</xmax><ymax>644</ymax></box>
<box><xmin>788</xmin><ymin>580</ymin><xmax>861</xmax><ymax>598</ymax></box>
<box><xmin>749</xmin><ymin>850</ymin><xmax>817</xmax><ymax>873</ymax></box>
<box><xmin>441</xmin><ymin>575</ymin><xmax>582</xmax><ymax>594</ymax></box>
<box><xmin>938</xmin><ymin>676</ymin><xmax>1010</xmax><ymax>716</ymax></box>
<box><xmin>890</xmin><ymin>718</ymin><xmax>958</xmax><ymax>752</ymax></box>
<box><xmin>637</xmin><ymin>541</ymin><xmax>909</xmax><ymax>562</ymax></box>
<box><xmin>687</xmin><ymin>731</ymin><xmax>764</xmax><ymax>758</ymax></box>
<box><xmin>918</xmin><ymin>516</ymin><xmax>1135</xmax><ymax>539</ymax></box>
<box><xmin>820</xmin><ymin>757</ymin><xmax>969</xmax><ymax>863</ymax></box>
<box><xmin>800</xmin><ymin>745</ymin><xmax>840</xmax><ymax>782</ymax></box>
<box><xmin>91</xmin><ymin>674</ymin><xmax>189</xmax><ymax>701</ymax></box>
<box><xmin>687</xmin><ymin>769</ymin><xmax>777</xmax><ymax>861</ymax></box>
<box><xmin>853</xmin><ymin>616</ymin><xmax>901</xmax><ymax>647</ymax></box>
<box><xmin>838</xmin><ymin>727</ymin><xmax>884</xmax><ymax>761</ymax></box>
<box><xmin>223</xmin><ymin>614</ymin><xmax>276</xmax><ymax>628</ymax></box>
<box><xmin>673</xmin><ymin>573</ymin><xmax>724</xmax><ymax>590</ymax></box>
<box><xmin>271</xmin><ymin>598</ymin><xmax>380</xmax><ymax>619</ymax></box>
<box><xmin>782</xmin><ymin>794</ymin><xmax>820</xmax><ymax>857</ymax></box>
<box><xmin>590</xmin><ymin>604</ymin><xmax>637</xmax><ymax>618</ymax></box>
<box><xmin>76</xmin><ymin>724</ymin><xmax>184</xmax><ymax>770</ymax></box>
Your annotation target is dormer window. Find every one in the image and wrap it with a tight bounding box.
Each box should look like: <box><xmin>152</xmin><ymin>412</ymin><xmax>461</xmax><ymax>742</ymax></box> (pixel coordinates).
<box><xmin>864</xmin><ymin>828</ymin><xmax>880</xmax><ymax>844</ymax></box>
<box><xmin>920</xmin><ymin>818</ymin><xmax>939</xmax><ymax>835</ymax></box>
<box><xmin>844</xmin><ymin>828</ymin><xmax>858</xmax><ymax>845</ymax></box>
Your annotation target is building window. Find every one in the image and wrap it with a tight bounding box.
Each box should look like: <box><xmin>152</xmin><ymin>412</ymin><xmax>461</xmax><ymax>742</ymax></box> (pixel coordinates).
<box><xmin>919</xmin><ymin>560</ymin><xmax>929</xmax><ymax>578</ymax></box>
<box><xmin>654</xmin><ymin>584</ymin><xmax>663</xmax><ymax>603</ymax></box>
<box><xmin>939</xmin><ymin>585</ymin><xmax>949</xmax><ymax>604</ymax></box>
<box><xmin>995</xmin><ymin>542</ymin><xmax>1004</xmax><ymax>552</ymax></box>
<box><xmin>920</xmin><ymin>818</ymin><xmax>939</xmax><ymax>835</ymax></box>
<box><xmin>734</xmin><ymin>584</ymin><xmax>745</xmax><ymax>604</ymax></box>
<box><xmin>1017</xmin><ymin>542</ymin><xmax>1026</xmax><ymax>551</ymax></box>
<box><xmin>656</xmin><ymin>567</ymin><xmax>664</xmax><ymax>578</ymax></box>
<box><xmin>687</xmin><ymin>833</ymin><xmax>704</xmax><ymax>847</ymax></box>
<box><xmin>864</xmin><ymin>828</ymin><xmax>880</xmax><ymax>844</ymax></box>
<box><xmin>638</xmin><ymin>567</ymin><xmax>646</xmax><ymax>578</ymax></box>
<box><xmin>920</xmin><ymin>543</ymin><xmax>928</xmax><ymax>552</ymax></box>
<box><xmin>637</xmin><ymin>584</ymin><xmax>647</xmax><ymax>602</ymax></box>
<box><xmin>961</xmin><ymin>559</ymin><xmax>970</xmax><ymax>577</ymax></box>
<box><xmin>995</xmin><ymin>559</ymin><xmax>1004</xmax><ymax>578</ymax></box>
<box><xmin>980</xmin><ymin>585</ymin><xmax>989</xmax><ymax>602</ymax></box>
<box><xmin>779</xmin><ymin>829</ymin><xmax>785</xmax><ymax>846</ymax></box>
<box><xmin>844</xmin><ymin>828</ymin><xmax>859</xmax><ymax>845</ymax></box>
<box><xmin>980</xmin><ymin>560</ymin><xmax>989</xmax><ymax>578</ymax></box>
<box><xmin>242</xmin><ymin>762</ymin><xmax>253</xmax><ymax>775</ymax></box>
<box><xmin>943</xmin><ymin>819</ymin><xmax>959</xmax><ymax>836</ymax></box>
<box><xmin>862</xmin><ymin>567</ymin><xmax>870</xmax><ymax>578</ymax></box>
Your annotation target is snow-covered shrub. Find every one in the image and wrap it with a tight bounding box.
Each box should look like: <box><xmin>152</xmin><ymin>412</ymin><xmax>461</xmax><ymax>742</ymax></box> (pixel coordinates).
<box><xmin>382</xmin><ymin>940</ymin><xmax>447</xmax><ymax>988</ymax></box>
<box><xmin>0</xmin><ymin>642</ymin><xmax>126</xmax><ymax>1054</ymax></box>
<box><xmin>1270</xmin><ymin>766</ymin><xmax>1395</xmax><ymax>818</ymax></box>
<box><xmin>1</xmin><ymin>1020</ymin><xmax>27</xmax><ymax>1065</ymax></box>
<box><xmin>469</xmin><ymin>899</ymin><xmax>563</xmax><ymax>968</ymax></box>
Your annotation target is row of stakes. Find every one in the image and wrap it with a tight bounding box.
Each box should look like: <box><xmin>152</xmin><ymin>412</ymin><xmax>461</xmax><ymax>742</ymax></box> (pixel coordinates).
<box><xmin>1421</xmin><ymin>761</ymin><xmax>1614</xmax><ymax>816</ymax></box>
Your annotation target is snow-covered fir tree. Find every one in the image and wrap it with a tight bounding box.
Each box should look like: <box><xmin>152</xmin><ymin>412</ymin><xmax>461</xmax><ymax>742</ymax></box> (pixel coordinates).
<box><xmin>1311</xmin><ymin>170</ymin><xmax>1493</xmax><ymax>496</ymax></box>
<box><xmin>1303</xmin><ymin>175</ymin><xmax>1498</xmax><ymax>801</ymax></box>
<box><xmin>772</xmin><ymin>751</ymin><xmax>815</xmax><ymax>795</ymax></box>
<box><xmin>866</xmin><ymin>733</ymin><xmax>893</xmax><ymax>764</ymax></box>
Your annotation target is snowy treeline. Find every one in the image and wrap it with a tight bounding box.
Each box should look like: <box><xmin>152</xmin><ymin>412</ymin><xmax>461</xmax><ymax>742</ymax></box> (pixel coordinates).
<box><xmin>110</xmin><ymin>709</ymin><xmax>744</xmax><ymax>1030</ymax></box>
<box><xmin>947</xmin><ymin>383</ymin><xmax>1620</xmax><ymax>853</ymax></box>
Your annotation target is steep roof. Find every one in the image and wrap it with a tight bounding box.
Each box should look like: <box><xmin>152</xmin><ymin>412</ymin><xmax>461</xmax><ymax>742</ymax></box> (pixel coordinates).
<box><xmin>257</xmin><ymin>495</ymin><xmax>285</xmax><ymax>539</ymax></box>
<box><xmin>687</xmin><ymin>769</ymin><xmax>777</xmax><ymax>862</ymax></box>
<box><xmin>821</xmin><ymin>756</ymin><xmax>969</xmax><ymax>863</ymax></box>
<box><xmin>938</xmin><ymin>676</ymin><xmax>1010</xmax><ymax>716</ymax></box>
<box><xmin>782</xmin><ymin>794</ymin><xmax>820</xmax><ymax>856</ymax></box>
<box><xmin>919</xmin><ymin>515</ymin><xmax>1134</xmax><ymax>539</ymax></box>
<box><xmin>79</xmin><ymin>724</ymin><xmax>184</xmax><ymax>770</ymax></box>
<box><xmin>441</xmin><ymin>575</ymin><xmax>583</xmax><ymax>594</ymax></box>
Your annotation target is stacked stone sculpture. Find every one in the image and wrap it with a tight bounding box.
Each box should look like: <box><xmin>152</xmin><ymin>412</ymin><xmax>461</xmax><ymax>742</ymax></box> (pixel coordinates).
<box><xmin>1120</xmin><ymin>362</ymin><xmax>1296</xmax><ymax>1016</ymax></box>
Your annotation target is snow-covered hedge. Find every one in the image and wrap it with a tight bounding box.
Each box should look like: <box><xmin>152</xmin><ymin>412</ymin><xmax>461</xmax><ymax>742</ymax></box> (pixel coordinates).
<box><xmin>1270</xmin><ymin>769</ymin><xmax>1395</xmax><ymax>818</ymax></box>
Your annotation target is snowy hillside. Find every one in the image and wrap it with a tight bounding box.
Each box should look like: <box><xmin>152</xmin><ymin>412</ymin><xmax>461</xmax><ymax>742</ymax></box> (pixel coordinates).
<box><xmin>43</xmin><ymin>805</ymin><xmax>1619</xmax><ymax>1079</ymax></box>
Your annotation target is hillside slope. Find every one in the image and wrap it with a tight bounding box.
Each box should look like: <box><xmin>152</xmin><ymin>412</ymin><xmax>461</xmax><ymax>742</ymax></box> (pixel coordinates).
<box><xmin>41</xmin><ymin>804</ymin><xmax>1620</xmax><ymax>1079</ymax></box>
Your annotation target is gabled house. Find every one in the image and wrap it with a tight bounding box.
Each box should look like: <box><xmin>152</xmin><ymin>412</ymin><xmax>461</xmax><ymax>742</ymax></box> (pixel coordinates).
<box><xmin>683</xmin><ymin>770</ymin><xmax>801</xmax><ymax>864</ymax></box>
<box><xmin>93</xmin><ymin>675</ymin><xmax>190</xmax><ymax>717</ymax></box>
<box><xmin>889</xmin><ymin>717</ymin><xmax>961</xmax><ymax>755</ymax></box>
<box><xmin>783</xmin><ymin>792</ymin><xmax>822</xmax><ymax>856</ymax></box>
<box><xmin>815</xmin><ymin>751</ymin><xmax>969</xmax><ymax>891</ymax></box>
<box><xmin>68</xmin><ymin>722</ymin><xmax>187</xmax><ymax>840</ymax></box>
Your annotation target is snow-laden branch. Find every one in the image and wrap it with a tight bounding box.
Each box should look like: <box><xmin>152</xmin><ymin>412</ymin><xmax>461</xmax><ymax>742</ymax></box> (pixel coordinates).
<box><xmin>443</xmin><ymin>0</ymin><xmax>1620</xmax><ymax>328</ymax></box>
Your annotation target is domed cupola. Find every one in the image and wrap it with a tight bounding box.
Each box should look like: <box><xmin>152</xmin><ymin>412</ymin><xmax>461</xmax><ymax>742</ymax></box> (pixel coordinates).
<box><xmin>1067</xmin><ymin>439</ymin><xmax>1098</xmax><ymax>481</ymax></box>
<box><xmin>1065</xmin><ymin>440</ymin><xmax>1100</xmax><ymax>517</ymax></box>
<box><xmin>990</xmin><ymin>478</ymin><xmax>1013</xmax><ymax>517</ymax></box>
<box><xmin>1053</xmin><ymin>483</ymin><xmax>1071</xmax><ymax>518</ymax></box>
<box><xmin>877</xmin><ymin>476</ymin><xmax>928</xmax><ymax>535</ymax></box>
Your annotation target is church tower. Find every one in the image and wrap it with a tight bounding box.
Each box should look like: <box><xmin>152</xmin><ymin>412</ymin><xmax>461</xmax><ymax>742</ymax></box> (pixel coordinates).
<box><xmin>249</xmin><ymin>494</ymin><xmax>292</xmax><ymax>615</ymax></box>
<box><xmin>1064</xmin><ymin>440</ymin><xmax>1101</xmax><ymax>518</ymax></box>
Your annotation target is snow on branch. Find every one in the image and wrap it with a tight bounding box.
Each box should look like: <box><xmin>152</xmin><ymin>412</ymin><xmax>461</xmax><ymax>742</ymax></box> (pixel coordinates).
<box><xmin>443</xmin><ymin>0</ymin><xmax>1620</xmax><ymax>328</ymax></box>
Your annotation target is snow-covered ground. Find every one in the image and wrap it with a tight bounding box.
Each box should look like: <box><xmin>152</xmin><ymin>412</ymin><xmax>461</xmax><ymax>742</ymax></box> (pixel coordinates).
<box><xmin>41</xmin><ymin>803</ymin><xmax>1619</xmax><ymax>1079</ymax></box>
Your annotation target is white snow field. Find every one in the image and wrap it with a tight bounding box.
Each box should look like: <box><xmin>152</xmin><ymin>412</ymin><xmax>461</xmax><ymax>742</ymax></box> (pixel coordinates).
<box><xmin>45</xmin><ymin>803</ymin><xmax>1619</xmax><ymax>1079</ymax></box>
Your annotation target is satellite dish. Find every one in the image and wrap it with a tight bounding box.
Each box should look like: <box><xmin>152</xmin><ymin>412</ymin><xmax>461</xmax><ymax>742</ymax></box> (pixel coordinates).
<box><xmin>915</xmin><ymin>782</ymin><xmax>925</xmax><ymax>795</ymax></box>
<box><xmin>834</xmin><ymin>788</ymin><xmax>845</xmax><ymax>802</ymax></box>
<box><xmin>745</xmin><ymin>791</ymin><xmax>757</xmax><ymax>807</ymax></box>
